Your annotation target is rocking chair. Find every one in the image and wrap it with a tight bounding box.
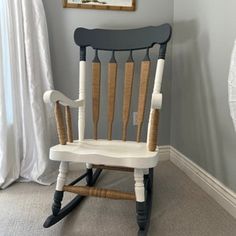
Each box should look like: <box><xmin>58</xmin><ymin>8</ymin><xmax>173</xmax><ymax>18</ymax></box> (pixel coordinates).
<box><xmin>43</xmin><ymin>24</ymin><xmax>171</xmax><ymax>235</ymax></box>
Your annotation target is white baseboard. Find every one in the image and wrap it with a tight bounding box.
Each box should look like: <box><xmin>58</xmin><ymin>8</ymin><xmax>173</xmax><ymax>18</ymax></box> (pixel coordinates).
<box><xmin>158</xmin><ymin>145</ymin><xmax>171</xmax><ymax>161</ymax></box>
<box><xmin>169</xmin><ymin>146</ymin><xmax>236</xmax><ymax>219</ymax></box>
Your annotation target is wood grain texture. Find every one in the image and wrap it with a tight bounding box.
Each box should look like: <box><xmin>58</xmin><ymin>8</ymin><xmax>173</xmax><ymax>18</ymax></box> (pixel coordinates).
<box><xmin>63</xmin><ymin>185</ymin><xmax>136</xmax><ymax>200</ymax></box>
<box><xmin>54</xmin><ymin>101</ymin><xmax>67</xmax><ymax>145</ymax></box>
<box><xmin>63</xmin><ymin>0</ymin><xmax>136</xmax><ymax>11</ymax></box>
<box><xmin>107</xmin><ymin>62</ymin><xmax>118</xmax><ymax>140</ymax></box>
<box><xmin>122</xmin><ymin>62</ymin><xmax>135</xmax><ymax>141</ymax></box>
<box><xmin>92</xmin><ymin>164</ymin><xmax>134</xmax><ymax>172</ymax></box>
<box><xmin>148</xmin><ymin>109</ymin><xmax>159</xmax><ymax>151</ymax></box>
<box><xmin>136</xmin><ymin>61</ymin><xmax>151</xmax><ymax>142</ymax></box>
<box><xmin>65</xmin><ymin>106</ymin><xmax>73</xmax><ymax>143</ymax></box>
<box><xmin>92</xmin><ymin>62</ymin><xmax>101</xmax><ymax>139</ymax></box>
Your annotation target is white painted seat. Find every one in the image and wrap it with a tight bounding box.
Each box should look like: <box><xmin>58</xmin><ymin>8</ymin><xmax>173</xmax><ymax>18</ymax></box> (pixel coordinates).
<box><xmin>50</xmin><ymin>139</ymin><xmax>159</xmax><ymax>169</ymax></box>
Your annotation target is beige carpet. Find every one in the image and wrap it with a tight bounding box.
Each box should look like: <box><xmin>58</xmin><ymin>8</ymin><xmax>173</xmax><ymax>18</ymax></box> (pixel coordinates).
<box><xmin>1</xmin><ymin>161</ymin><xmax>236</xmax><ymax>236</ymax></box>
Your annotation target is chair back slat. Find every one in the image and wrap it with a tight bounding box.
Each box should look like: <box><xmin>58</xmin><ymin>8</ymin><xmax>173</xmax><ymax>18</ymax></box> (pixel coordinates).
<box><xmin>92</xmin><ymin>56</ymin><xmax>101</xmax><ymax>139</ymax></box>
<box><xmin>65</xmin><ymin>106</ymin><xmax>73</xmax><ymax>142</ymax></box>
<box><xmin>107</xmin><ymin>54</ymin><xmax>118</xmax><ymax>140</ymax></box>
<box><xmin>122</xmin><ymin>53</ymin><xmax>135</xmax><ymax>141</ymax></box>
<box><xmin>136</xmin><ymin>55</ymin><xmax>151</xmax><ymax>142</ymax></box>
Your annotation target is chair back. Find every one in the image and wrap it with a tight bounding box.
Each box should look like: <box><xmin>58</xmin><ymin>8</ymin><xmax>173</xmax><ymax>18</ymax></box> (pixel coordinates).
<box><xmin>74</xmin><ymin>24</ymin><xmax>172</xmax><ymax>151</ymax></box>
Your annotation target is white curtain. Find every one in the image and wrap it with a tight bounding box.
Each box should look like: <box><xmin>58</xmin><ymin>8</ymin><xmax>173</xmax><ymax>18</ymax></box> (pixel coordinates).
<box><xmin>0</xmin><ymin>0</ymin><xmax>58</xmax><ymax>189</ymax></box>
<box><xmin>229</xmin><ymin>40</ymin><xmax>236</xmax><ymax>132</ymax></box>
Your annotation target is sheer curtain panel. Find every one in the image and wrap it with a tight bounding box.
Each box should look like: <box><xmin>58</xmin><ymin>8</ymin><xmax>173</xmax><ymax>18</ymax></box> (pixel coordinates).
<box><xmin>0</xmin><ymin>0</ymin><xmax>57</xmax><ymax>188</ymax></box>
<box><xmin>229</xmin><ymin>40</ymin><xmax>236</xmax><ymax>132</ymax></box>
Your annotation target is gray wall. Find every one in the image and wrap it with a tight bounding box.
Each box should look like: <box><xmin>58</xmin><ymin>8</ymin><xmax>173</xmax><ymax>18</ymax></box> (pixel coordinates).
<box><xmin>42</xmin><ymin>0</ymin><xmax>173</xmax><ymax>144</ymax></box>
<box><xmin>172</xmin><ymin>0</ymin><xmax>236</xmax><ymax>191</ymax></box>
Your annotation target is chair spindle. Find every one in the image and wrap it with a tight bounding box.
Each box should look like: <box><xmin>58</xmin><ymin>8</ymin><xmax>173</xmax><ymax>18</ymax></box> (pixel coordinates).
<box><xmin>65</xmin><ymin>106</ymin><xmax>73</xmax><ymax>143</ymax></box>
<box><xmin>54</xmin><ymin>101</ymin><xmax>67</xmax><ymax>145</ymax></box>
<box><xmin>107</xmin><ymin>51</ymin><xmax>118</xmax><ymax>140</ymax></box>
<box><xmin>63</xmin><ymin>185</ymin><xmax>136</xmax><ymax>200</ymax></box>
<box><xmin>136</xmin><ymin>49</ymin><xmax>151</xmax><ymax>142</ymax></box>
<box><xmin>147</xmin><ymin>109</ymin><xmax>160</xmax><ymax>151</ymax></box>
<box><xmin>92</xmin><ymin>50</ymin><xmax>101</xmax><ymax>139</ymax></box>
<box><xmin>122</xmin><ymin>51</ymin><xmax>135</xmax><ymax>141</ymax></box>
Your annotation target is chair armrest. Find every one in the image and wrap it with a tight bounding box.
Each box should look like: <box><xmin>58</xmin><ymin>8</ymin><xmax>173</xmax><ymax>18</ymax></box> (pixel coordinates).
<box><xmin>43</xmin><ymin>90</ymin><xmax>84</xmax><ymax>108</ymax></box>
<box><xmin>151</xmin><ymin>93</ymin><xmax>162</xmax><ymax>109</ymax></box>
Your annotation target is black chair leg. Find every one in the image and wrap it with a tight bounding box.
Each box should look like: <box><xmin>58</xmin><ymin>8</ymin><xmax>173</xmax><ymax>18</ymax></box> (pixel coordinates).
<box><xmin>136</xmin><ymin>168</ymin><xmax>153</xmax><ymax>236</ymax></box>
<box><xmin>86</xmin><ymin>168</ymin><xmax>93</xmax><ymax>186</ymax></box>
<box><xmin>52</xmin><ymin>191</ymin><xmax>64</xmax><ymax>216</ymax></box>
<box><xmin>43</xmin><ymin>168</ymin><xmax>102</xmax><ymax>228</ymax></box>
<box><xmin>136</xmin><ymin>201</ymin><xmax>148</xmax><ymax>231</ymax></box>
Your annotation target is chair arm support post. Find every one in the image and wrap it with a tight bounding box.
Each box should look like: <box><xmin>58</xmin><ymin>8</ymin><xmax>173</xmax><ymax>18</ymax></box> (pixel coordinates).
<box><xmin>65</xmin><ymin>106</ymin><xmax>73</xmax><ymax>143</ymax></box>
<box><xmin>147</xmin><ymin>58</ymin><xmax>165</xmax><ymax>151</ymax></box>
<box><xmin>78</xmin><ymin>61</ymin><xmax>86</xmax><ymax>141</ymax></box>
<box><xmin>56</xmin><ymin>162</ymin><xmax>69</xmax><ymax>191</ymax></box>
<box><xmin>54</xmin><ymin>102</ymin><xmax>67</xmax><ymax>145</ymax></box>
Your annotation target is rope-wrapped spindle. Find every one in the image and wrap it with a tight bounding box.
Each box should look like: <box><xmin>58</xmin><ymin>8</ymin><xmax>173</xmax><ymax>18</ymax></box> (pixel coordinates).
<box><xmin>54</xmin><ymin>101</ymin><xmax>67</xmax><ymax>145</ymax></box>
<box><xmin>65</xmin><ymin>106</ymin><xmax>73</xmax><ymax>143</ymax></box>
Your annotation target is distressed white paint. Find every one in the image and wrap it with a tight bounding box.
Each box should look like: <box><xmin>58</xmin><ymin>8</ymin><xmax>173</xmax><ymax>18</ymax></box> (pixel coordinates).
<box><xmin>153</xmin><ymin>59</ymin><xmax>165</xmax><ymax>93</ymax></box>
<box><xmin>151</xmin><ymin>93</ymin><xmax>162</xmax><ymax>109</ymax></box>
<box><xmin>55</xmin><ymin>162</ymin><xmax>69</xmax><ymax>191</ymax></box>
<box><xmin>49</xmin><ymin>140</ymin><xmax>159</xmax><ymax>169</ymax></box>
<box><xmin>134</xmin><ymin>169</ymin><xmax>145</xmax><ymax>202</ymax></box>
<box><xmin>43</xmin><ymin>90</ymin><xmax>84</xmax><ymax>107</ymax></box>
<box><xmin>79</xmin><ymin>61</ymin><xmax>86</xmax><ymax>141</ymax></box>
<box><xmin>67</xmin><ymin>145</ymin><xmax>171</xmax><ymax>171</ymax></box>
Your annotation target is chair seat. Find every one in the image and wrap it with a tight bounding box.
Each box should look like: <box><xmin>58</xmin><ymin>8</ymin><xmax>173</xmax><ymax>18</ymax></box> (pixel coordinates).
<box><xmin>50</xmin><ymin>139</ymin><xmax>159</xmax><ymax>168</ymax></box>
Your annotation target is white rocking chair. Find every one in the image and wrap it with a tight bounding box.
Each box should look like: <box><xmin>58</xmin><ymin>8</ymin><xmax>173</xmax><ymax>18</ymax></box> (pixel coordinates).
<box><xmin>43</xmin><ymin>24</ymin><xmax>172</xmax><ymax>235</ymax></box>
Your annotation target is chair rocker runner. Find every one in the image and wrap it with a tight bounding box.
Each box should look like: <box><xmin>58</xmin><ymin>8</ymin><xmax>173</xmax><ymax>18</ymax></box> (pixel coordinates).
<box><xmin>43</xmin><ymin>24</ymin><xmax>171</xmax><ymax>235</ymax></box>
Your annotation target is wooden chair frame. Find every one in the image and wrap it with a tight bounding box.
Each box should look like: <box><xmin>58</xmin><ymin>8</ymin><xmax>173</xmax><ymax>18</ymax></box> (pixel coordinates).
<box><xmin>43</xmin><ymin>24</ymin><xmax>171</xmax><ymax>235</ymax></box>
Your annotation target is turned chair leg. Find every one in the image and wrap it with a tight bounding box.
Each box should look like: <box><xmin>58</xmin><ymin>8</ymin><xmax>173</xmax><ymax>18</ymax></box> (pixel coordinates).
<box><xmin>86</xmin><ymin>163</ymin><xmax>93</xmax><ymax>186</ymax></box>
<box><xmin>134</xmin><ymin>169</ymin><xmax>147</xmax><ymax>231</ymax></box>
<box><xmin>52</xmin><ymin>161</ymin><xmax>69</xmax><ymax>216</ymax></box>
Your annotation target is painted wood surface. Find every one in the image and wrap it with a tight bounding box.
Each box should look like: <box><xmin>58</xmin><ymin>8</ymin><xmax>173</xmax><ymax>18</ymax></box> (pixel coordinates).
<box><xmin>134</xmin><ymin>169</ymin><xmax>145</xmax><ymax>202</ymax></box>
<box><xmin>74</xmin><ymin>24</ymin><xmax>172</xmax><ymax>51</ymax></box>
<box><xmin>147</xmin><ymin>59</ymin><xmax>165</xmax><ymax>151</ymax></box>
<box><xmin>79</xmin><ymin>61</ymin><xmax>86</xmax><ymax>141</ymax></box>
<box><xmin>50</xmin><ymin>139</ymin><xmax>158</xmax><ymax>168</ymax></box>
<box><xmin>43</xmin><ymin>90</ymin><xmax>84</xmax><ymax>108</ymax></box>
<box><xmin>56</xmin><ymin>162</ymin><xmax>69</xmax><ymax>191</ymax></box>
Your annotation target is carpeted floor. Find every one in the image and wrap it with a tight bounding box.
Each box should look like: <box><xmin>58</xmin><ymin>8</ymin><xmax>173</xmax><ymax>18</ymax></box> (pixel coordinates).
<box><xmin>1</xmin><ymin>161</ymin><xmax>236</xmax><ymax>236</ymax></box>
